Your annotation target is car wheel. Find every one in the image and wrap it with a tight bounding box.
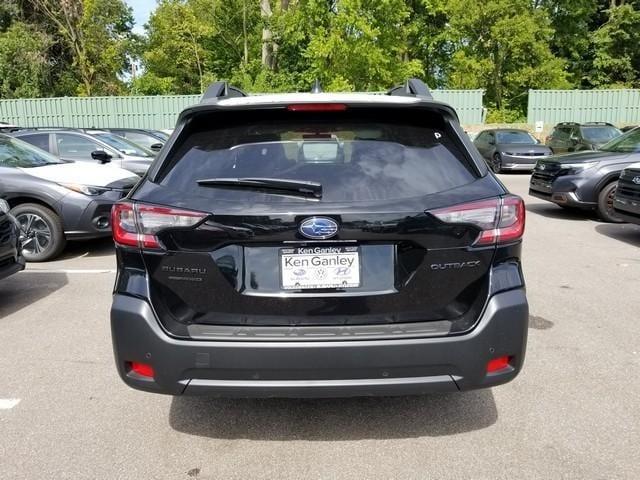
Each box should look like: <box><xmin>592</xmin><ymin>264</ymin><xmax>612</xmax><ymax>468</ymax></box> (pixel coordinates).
<box><xmin>492</xmin><ymin>153</ymin><xmax>502</xmax><ymax>173</ymax></box>
<box><xmin>11</xmin><ymin>203</ymin><xmax>66</xmax><ymax>262</ymax></box>
<box><xmin>597</xmin><ymin>182</ymin><xmax>624</xmax><ymax>223</ymax></box>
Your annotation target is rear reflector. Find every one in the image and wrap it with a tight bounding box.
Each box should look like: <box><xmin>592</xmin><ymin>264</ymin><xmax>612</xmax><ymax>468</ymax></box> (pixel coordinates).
<box><xmin>287</xmin><ymin>103</ymin><xmax>347</xmax><ymax>112</ymax></box>
<box><xmin>486</xmin><ymin>356</ymin><xmax>511</xmax><ymax>373</ymax></box>
<box><xmin>129</xmin><ymin>361</ymin><xmax>154</xmax><ymax>378</ymax></box>
<box><xmin>429</xmin><ymin>195</ymin><xmax>525</xmax><ymax>246</ymax></box>
<box><xmin>111</xmin><ymin>202</ymin><xmax>207</xmax><ymax>249</ymax></box>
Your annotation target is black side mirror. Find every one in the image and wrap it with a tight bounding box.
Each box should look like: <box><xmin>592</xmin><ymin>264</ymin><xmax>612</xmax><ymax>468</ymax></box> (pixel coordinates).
<box><xmin>150</xmin><ymin>143</ymin><xmax>163</xmax><ymax>152</ymax></box>
<box><xmin>91</xmin><ymin>150</ymin><xmax>112</xmax><ymax>163</ymax></box>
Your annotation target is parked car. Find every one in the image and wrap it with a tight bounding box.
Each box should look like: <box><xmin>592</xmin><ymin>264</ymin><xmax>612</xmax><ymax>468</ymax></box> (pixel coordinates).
<box><xmin>613</xmin><ymin>162</ymin><xmax>640</xmax><ymax>225</ymax></box>
<box><xmin>474</xmin><ymin>128</ymin><xmax>551</xmax><ymax>173</ymax></box>
<box><xmin>545</xmin><ymin>122</ymin><xmax>622</xmax><ymax>154</ymax></box>
<box><xmin>0</xmin><ymin>198</ymin><xmax>25</xmax><ymax>280</ymax></box>
<box><xmin>0</xmin><ymin>134</ymin><xmax>139</xmax><ymax>261</ymax></box>
<box><xmin>110</xmin><ymin>79</ymin><xmax>528</xmax><ymax>397</ymax></box>
<box><xmin>530</xmin><ymin>127</ymin><xmax>640</xmax><ymax>222</ymax></box>
<box><xmin>100</xmin><ymin>128</ymin><xmax>167</xmax><ymax>153</ymax></box>
<box><xmin>10</xmin><ymin>128</ymin><xmax>154</xmax><ymax>176</ymax></box>
<box><xmin>0</xmin><ymin>121</ymin><xmax>20</xmax><ymax>133</ymax></box>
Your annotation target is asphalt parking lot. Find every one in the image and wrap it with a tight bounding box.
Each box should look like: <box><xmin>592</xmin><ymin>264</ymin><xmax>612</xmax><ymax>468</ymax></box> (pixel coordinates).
<box><xmin>1</xmin><ymin>174</ymin><xmax>639</xmax><ymax>480</ymax></box>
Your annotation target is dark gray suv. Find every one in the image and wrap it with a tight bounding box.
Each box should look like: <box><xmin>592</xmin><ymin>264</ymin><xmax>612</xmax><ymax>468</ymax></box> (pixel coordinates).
<box><xmin>110</xmin><ymin>80</ymin><xmax>528</xmax><ymax>398</ymax></box>
<box><xmin>545</xmin><ymin>122</ymin><xmax>622</xmax><ymax>154</ymax></box>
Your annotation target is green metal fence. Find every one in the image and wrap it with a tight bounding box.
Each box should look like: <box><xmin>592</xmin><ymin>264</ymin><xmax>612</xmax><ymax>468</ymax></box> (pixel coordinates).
<box><xmin>0</xmin><ymin>90</ymin><xmax>485</xmax><ymax>129</ymax></box>
<box><xmin>528</xmin><ymin>89</ymin><xmax>640</xmax><ymax>126</ymax></box>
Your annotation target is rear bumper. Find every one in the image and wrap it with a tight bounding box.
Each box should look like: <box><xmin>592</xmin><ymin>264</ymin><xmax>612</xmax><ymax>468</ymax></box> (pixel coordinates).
<box><xmin>111</xmin><ymin>289</ymin><xmax>529</xmax><ymax>398</ymax></box>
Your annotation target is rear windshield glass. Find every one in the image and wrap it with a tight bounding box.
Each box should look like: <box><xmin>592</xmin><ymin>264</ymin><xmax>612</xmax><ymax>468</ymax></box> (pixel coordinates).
<box><xmin>581</xmin><ymin>126</ymin><xmax>621</xmax><ymax>143</ymax></box>
<box><xmin>496</xmin><ymin>131</ymin><xmax>536</xmax><ymax>144</ymax></box>
<box><xmin>158</xmin><ymin>109</ymin><xmax>477</xmax><ymax>203</ymax></box>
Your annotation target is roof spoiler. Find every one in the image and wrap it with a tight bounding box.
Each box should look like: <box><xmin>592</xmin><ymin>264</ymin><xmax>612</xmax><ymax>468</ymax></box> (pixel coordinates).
<box><xmin>201</xmin><ymin>81</ymin><xmax>248</xmax><ymax>102</ymax></box>
<box><xmin>200</xmin><ymin>78</ymin><xmax>434</xmax><ymax>102</ymax></box>
<box><xmin>387</xmin><ymin>78</ymin><xmax>433</xmax><ymax>99</ymax></box>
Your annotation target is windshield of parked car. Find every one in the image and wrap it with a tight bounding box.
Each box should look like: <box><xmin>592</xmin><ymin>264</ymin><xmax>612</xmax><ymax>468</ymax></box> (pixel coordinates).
<box><xmin>93</xmin><ymin>132</ymin><xmax>153</xmax><ymax>157</ymax></box>
<box><xmin>581</xmin><ymin>126</ymin><xmax>621</xmax><ymax>143</ymax></box>
<box><xmin>0</xmin><ymin>135</ymin><xmax>64</xmax><ymax>168</ymax></box>
<box><xmin>600</xmin><ymin>128</ymin><xmax>640</xmax><ymax>153</ymax></box>
<box><xmin>158</xmin><ymin>109</ymin><xmax>478</xmax><ymax>203</ymax></box>
<box><xmin>496</xmin><ymin>131</ymin><xmax>537</xmax><ymax>144</ymax></box>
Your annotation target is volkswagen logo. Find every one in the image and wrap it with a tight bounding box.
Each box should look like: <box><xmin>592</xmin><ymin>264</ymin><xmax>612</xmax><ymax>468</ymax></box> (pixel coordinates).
<box><xmin>299</xmin><ymin>217</ymin><xmax>338</xmax><ymax>240</ymax></box>
<box><xmin>633</xmin><ymin>176</ymin><xmax>640</xmax><ymax>185</ymax></box>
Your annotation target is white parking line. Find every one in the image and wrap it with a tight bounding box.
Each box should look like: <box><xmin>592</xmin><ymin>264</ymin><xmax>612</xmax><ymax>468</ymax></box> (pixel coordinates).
<box><xmin>23</xmin><ymin>269</ymin><xmax>116</xmax><ymax>274</ymax></box>
<box><xmin>0</xmin><ymin>399</ymin><xmax>21</xmax><ymax>410</ymax></box>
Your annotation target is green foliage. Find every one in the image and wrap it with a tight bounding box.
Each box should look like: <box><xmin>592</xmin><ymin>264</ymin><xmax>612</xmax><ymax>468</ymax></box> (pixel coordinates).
<box><xmin>1</xmin><ymin>0</ymin><xmax>640</xmax><ymax>114</ymax></box>
<box><xmin>0</xmin><ymin>22</ymin><xmax>52</xmax><ymax>98</ymax></box>
<box><xmin>486</xmin><ymin>107</ymin><xmax>526</xmax><ymax>124</ymax></box>
<box><xmin>591</xmin><ymin>4</ymin><xmax>640</xmax><ymax>88</ymax></box>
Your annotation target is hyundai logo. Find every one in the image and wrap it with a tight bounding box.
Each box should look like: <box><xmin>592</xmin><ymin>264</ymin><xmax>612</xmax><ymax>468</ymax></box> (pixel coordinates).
<box><xmin>633</xmin><ymin>176</ymin><xmax>640</xmax><ymax>185</ymax></box>
<box><xmin>299</xmin><ymin>217</ymin><xmax>338</xmax><ymax>240</ymax></box>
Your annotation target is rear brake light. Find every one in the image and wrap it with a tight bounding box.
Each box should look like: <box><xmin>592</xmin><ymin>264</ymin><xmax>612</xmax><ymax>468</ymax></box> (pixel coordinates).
<box><xmin>287</xmin><ymin>103</ymin><xmax>347</xmax><ymax>112</ymax></box>
<box><xmin>430</xmin><ymin>195</ymin><xmax>525</xmax><ymax>246</ymax></box>
<box><xmin>111</xmin><ymin>202</ymin><xmax>207</xmax><ymax>249</ymax></box>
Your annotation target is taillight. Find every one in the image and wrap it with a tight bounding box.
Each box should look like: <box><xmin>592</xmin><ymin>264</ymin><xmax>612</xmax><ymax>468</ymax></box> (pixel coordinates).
<box><xmin>430</xmin><ymin>195</ymin><xmax>525</xmax><ymax>246</ymax></box>
<box><xmin>111</xmin><ymin>202</ymin><xmax>207</xmax><ymax>249</ymax></box>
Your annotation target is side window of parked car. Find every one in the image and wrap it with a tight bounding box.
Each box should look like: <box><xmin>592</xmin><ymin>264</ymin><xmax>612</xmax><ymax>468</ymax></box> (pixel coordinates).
<box><xmin>555</xmin><ymin>127</ymin><xmax>570</xmax><ymax>141</ymax></box>
<box><xmin>57</xmin><ymin>134</ymin><xmax>103</xmax><ymax>159</ymax></box>
<box><xmin>18</xmin><ymin>134</ymin><xmax>50</xmax><ymax>152</ymax></box>
<box><xmin>123</xmin><ymin>131</ymin><xmax>156</xmax><ymax>149</ymax></box>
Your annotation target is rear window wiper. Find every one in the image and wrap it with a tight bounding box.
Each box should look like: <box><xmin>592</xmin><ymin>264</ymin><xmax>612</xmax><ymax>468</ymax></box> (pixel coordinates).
<box><xmin>196</xmin><ymin>177</ymin><xmax>322</xmax><ymax>199</ymax></box>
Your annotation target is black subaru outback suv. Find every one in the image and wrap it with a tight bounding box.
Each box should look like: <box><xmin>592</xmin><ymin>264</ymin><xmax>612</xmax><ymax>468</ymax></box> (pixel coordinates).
<box><xmin>110</xmin><ymin>80</ymin><xmax>528</xmax><ymax>397</ymax></box>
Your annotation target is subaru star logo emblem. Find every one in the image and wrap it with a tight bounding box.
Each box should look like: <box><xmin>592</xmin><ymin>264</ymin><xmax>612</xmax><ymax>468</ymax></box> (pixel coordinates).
<box><xmin>299</xmin><ymin>217</ymin><xmax>338</xmax><ymax>240</ymax></box>
<box><xmin>633</xmin><ymin>176</ymin><xmax>640</xmax><ymax>185</ymax></box>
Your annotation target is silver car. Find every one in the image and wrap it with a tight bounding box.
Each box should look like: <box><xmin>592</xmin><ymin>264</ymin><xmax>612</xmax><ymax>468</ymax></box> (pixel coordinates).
<box><xmin>11</xmin><ymin>128</ymin><xmax>154</xmax><ymax>176</ymax></box>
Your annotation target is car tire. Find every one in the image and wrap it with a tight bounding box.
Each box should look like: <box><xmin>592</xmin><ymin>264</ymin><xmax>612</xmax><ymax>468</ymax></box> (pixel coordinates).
<box><xmin>11</xmin><ymin>203</ymin><xmax>66</xmax><ymax>262</ymax></box>
<box><xmin>492</xmin><ymin>153</ymin><xmax>502</xmax><ymax>174</ymax></box>
<box><xmin>597</xmin><ymin>182</ymin><xmax>624</xmax><ymax>223</ymax></box>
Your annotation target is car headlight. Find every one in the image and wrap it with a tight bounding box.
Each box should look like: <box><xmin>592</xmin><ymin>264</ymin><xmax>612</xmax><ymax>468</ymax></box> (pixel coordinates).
<box><xmin>559</xmin><ymin>161</ymin><xmax>599</xmax><ymax>175</ymax></box>
<box><xmin>59</xmin><ymin>183</ymin><xmax>110</xmax><ymax>196</ymax></box>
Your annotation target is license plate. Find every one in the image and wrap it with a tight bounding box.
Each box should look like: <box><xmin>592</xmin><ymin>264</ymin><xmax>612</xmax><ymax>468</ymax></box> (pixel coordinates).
<box><xmin>280</xmin><ymin>246</ymin><xmax>360</xmax><ymax>290</ymax></box>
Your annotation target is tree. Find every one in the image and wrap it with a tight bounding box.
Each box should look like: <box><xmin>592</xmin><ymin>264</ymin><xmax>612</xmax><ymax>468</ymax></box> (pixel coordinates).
<box><xmin>138</xmin><ymin>0</ymin><xmax>261</xmax><ymax>94</ymax></box>
<box><xmin>434</xmin><ymin>0</ymin><xmax>570</xmax><ymax>116</ymax></box>
<box><xmin>590</xmin><ymin>3</ymin><xmax>640</xmax><ymax>87</ymax></box>
<box><xmin>0</xmin><ymin>22</ymin><xmax>52</xmax><ymax>98</ymax></box>
<box><xmin>30</xmin><ymin>0</ymin><xmax>136</xmax><ymax>96</ymax></box>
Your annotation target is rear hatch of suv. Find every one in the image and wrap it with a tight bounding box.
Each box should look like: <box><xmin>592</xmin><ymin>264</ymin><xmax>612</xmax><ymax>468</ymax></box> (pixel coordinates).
<box><xmin>114</xmin><ymin>100</ymin><xmax>522</xmax><ymax>339</ymax></box>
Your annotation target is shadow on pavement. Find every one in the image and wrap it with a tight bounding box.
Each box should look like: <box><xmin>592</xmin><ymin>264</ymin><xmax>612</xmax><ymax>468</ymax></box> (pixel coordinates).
<box><xmin>169</xmin><ymin>390</ymin><xmax>497</xmax><ymax>440</ymax></box>
<box><xmin>595</xmin><ymin>223</ymin><xmax>640</xmax><ymax>247</ymax></box>
<box><xmin>0</xmin><ymin>271</ymin><xmax>68</xmax><ymax>318</ymax></box>
<box><xmin>57</xmin><ymin>237</ymin><xmax>115</xmax><ymax>261</ymax></box>
<box><xmin>525</xmin><ymin>203</ymin><xmax>595</xmax><ymax>221</ymax></box>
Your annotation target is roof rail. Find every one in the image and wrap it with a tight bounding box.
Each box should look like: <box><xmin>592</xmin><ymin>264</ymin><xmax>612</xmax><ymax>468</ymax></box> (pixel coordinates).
<box><xmin>387</xmin><ymin>78</ymin><xmax>433</xmax><ymax>99</ymax></box>
<box><xmin>201</xmin><ymin>81</ymin><xmax>248</xmax><ymax>103</ymax></box>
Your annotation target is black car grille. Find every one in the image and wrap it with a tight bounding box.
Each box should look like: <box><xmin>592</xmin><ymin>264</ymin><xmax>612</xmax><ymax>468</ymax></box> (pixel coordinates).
<box><xmin>616</xmin><ymin>170</ymin><xmax>640</xmax><ymax>201</ymax></box>
<box><xmin>507</xmin><ymin>152</ymin><xmax>547</xmax><ymax>157</ymax></box>
<box><xmin>531</xmin><ymin>162</ymin><xmax>562</xmax><ymax>182</ymax></box>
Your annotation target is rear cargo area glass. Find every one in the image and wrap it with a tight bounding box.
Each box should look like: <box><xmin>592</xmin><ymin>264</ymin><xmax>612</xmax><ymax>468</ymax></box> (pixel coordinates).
<box><xmin>158</xmin><ymin>109</ymin><xmax>477</xmax><ymax>203</ymax></box>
